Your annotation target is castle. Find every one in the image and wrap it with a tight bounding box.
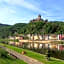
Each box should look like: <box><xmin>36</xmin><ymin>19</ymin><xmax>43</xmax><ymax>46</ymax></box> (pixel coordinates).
<box><xmin>30</xmin><ymin>14</ymin><xmax>44</xmax><ymax>22</ymax></box>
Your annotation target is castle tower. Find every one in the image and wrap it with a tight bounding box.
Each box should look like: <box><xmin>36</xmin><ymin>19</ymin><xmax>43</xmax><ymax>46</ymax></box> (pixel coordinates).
<box><xmin>37</xmin><ymin>14</ymin><xmax>41</xmax><ymax>21</ymax></box>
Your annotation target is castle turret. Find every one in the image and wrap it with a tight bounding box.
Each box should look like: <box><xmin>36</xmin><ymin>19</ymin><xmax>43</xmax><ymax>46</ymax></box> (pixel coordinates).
<box><xmin>37</xmin><ymin>14</ymin><xmax>41</xmax><ymax>21</ymax></box>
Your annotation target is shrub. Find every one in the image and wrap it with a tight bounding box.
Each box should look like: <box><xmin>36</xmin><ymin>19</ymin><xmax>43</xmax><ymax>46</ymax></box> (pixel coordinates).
<box><xmin>50</xmin><ymin>50</ymin><xmax>64</xmax><ymax>60</ymax></box>
<box><xmin>0</xmin><ymin>48</ymin><xmax>8</xmax><ymax>58</ymax></box>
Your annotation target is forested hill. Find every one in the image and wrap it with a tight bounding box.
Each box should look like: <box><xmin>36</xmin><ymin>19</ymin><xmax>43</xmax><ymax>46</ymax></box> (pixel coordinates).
<box><xmin>0</xmin><ymin>23</ymin><xmax>11</xmax><ymax>38</ymax></box>
<box><xmin>0</xmin><ymin>23</ymin><xmax>27</xmax><ymax>38</ymax></box>
<box><xmin>19</xmin><ymin>21</ymin><xmax>64</xmax><ymax>34</ymax></box>
<box><xmin>0</xmin><ymin>23</ymin><xmax>10</xmax><ymax>26</ymax></box>
<box><xmin>0</xmin><ymin>21</ymin><xmax>64</xmax><ymax>38</ymax></box>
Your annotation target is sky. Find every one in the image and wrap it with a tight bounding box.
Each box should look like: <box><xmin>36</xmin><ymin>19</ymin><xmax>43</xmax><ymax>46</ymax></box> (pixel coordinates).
<box><xmin>0</xmin><ymin>0</ymin><xmax>64</xmax><ymax>25</ymax></box>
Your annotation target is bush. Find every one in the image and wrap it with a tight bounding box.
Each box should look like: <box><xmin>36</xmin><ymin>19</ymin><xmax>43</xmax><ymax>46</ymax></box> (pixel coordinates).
<box><xmin>50</xmin><ymin>50</ymin><xmax>64</xmax><ymax>60</ymax></box>
<box><xmin>0</xmin><ymin>48</ymin><xmax>8</xmax><ymax>58</ymax></box>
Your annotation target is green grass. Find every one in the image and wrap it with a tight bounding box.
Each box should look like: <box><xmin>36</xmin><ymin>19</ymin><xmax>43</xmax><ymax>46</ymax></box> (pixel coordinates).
<box><xmin>0</xmin><ymin>57</ymin><xmax>27</xmax><ymax>64</ymax></box>
<box><xmin>0</xmin><ymin>44</ymin><xmax>27</xmax><ymax>64</ymax></box>
<box><xmin>0</xmin><ymin>43</ymin><xmax>64</xmax><ymax>64</ymax></box>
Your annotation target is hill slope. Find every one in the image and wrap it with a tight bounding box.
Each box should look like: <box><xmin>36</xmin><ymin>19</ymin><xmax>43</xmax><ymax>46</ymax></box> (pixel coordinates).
<box><xmin>0</xmin><ymin>21</ymin><xmax>64</xmax><ymax>38</ymax></box>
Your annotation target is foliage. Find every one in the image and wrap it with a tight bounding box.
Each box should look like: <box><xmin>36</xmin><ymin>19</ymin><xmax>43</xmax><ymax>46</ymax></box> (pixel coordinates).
<box><xmin>51</xmin><ymin>50</ymin><xmax>64</xmax><ymax>60</ymax></box>
<box><xmin>0</xmin><ymin>48</ymin><xmax>8</xmax><ymax>58</ymax></box>
<box><xmin>0</xmin><ymin>25</ymin><xmax>11</xmax><ymax>38</ymax></box>
<box><xmin>1</xmin><ymin>21</ymin><xmax>64</xmax><ymax>38</ymax></box>
<box><xmin>9</xmin><ymin>23</ymin><xmax>27</xmax><ymax>35</ymax></box>
<box><xmin>9</xmin><ymin>21</ymin><xmax>64</xmax><ymax>35</ymax></box>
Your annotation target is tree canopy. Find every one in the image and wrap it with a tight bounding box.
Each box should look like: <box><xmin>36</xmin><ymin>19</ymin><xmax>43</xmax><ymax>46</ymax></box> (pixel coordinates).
<box><xmin>0</xmin><ymin>21</ymin><xmax>64</xmax><ymax>38</ymax></box>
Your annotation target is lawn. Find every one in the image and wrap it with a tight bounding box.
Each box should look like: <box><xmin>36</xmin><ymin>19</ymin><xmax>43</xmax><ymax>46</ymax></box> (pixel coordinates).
<box><xmin>0</xmin><ymin>44</ymin><xmax>27</xmax><ymax>64</ymax></box>
<box><xmin>0</xmin><ymin>57</ymin><xmax>27</xmax><ymax>64</ymax></box>
<box><xmin>0</xmin><ymin>43</ymin><xmax>64</xmax><ymax>64</ymax></box>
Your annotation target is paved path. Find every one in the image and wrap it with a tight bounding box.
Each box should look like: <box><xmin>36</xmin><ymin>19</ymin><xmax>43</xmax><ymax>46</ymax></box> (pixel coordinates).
<box><xmin>0</xmin><ymin>46</ymin><xmax>43</xmax><ymax>64</ymax></box>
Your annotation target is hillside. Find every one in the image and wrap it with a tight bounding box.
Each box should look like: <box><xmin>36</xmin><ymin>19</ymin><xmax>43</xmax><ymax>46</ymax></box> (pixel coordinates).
<box><xmin>0</xmin><ymin>24</ymin><xmax>11</xmax><ymax>38</ymax></box>
<box><xmin>20</xmin><ymin>21</ymin><xmax>64</xmax><ymax>34</ymax></box>
<box><xmin>0</xmin><ymin>23</ymin><xmax>10</xmax><ymax>26</ymax></box>
<box><xmin>0</xmin><ymin>21</ymin><xmax>64</xmax><ymax>38</ymax></box>
<box><xmin>0</xmin><ymin>23</ymin><xmax>27</xmax><ymax>38</ymax></box>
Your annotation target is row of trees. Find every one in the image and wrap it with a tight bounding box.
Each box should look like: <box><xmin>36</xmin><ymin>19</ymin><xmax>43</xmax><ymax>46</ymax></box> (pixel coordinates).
<box><xmin>20</xmin><ymin>21</ymin><xmax>64</xmax><ymax>34</ymax></box>
<box><xmin>0</xmin><ymin>21</ymin><xmax>64</xmax><ymax>38</ymax></box>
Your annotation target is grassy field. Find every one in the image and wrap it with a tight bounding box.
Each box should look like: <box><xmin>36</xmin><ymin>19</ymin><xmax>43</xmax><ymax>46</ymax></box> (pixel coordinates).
<box><xmin>0</xmin><ymin>44</ymin><xmax>27</xmax><ymax>64</ymax></box>
<box><xmin>0</xmin><ymin>43</ymin><xmax>64</xmax><ymax>64</ymax></box>
<box><xmin>0</xmin><ymin>57</ymin><xmax>27</xmax><ymax>64</ymax></box>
